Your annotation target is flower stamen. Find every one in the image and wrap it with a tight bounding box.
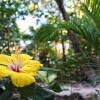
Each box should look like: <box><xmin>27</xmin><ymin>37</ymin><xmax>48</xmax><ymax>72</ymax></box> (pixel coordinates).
<box><xmin>10</xmin><ymin>64</ymin><xmax>21</xmax><ymax>72</ymax></box>
<box><xmin>15</xmin><ymin>49</ymin><xmax>21</xmax><ymax>59</ymax></box>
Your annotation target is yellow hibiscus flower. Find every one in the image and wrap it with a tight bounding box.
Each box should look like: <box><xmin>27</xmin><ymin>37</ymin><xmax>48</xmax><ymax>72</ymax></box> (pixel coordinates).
<box><xmin>0</xmin><ymin>49</ymin><xmax>42</xmax><ymax>87</ymax></box>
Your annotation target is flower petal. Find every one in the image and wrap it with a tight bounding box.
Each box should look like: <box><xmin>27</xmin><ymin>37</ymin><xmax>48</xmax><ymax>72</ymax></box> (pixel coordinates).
<box><xmin>22</xmin><ymin>60</ymin><xmax>43</xmax><ymax>71</ymax></box>
<box><xmin>0</xmin><ymin>54</ymin><xmax>11</xmax><ymax>66</ymax></box>
<box><xmin>11</xmin><ymin>54</ymin><xmax>32</xmax><ymax>63</ymax></box>
<box><xmin>10</xmin><ymin>72</ymin><xmax>35</xmax><ymax>87</ymax></box>
<box><xmin>20</xmin><ymin>67</ymin><xmax>37</xmax><ymax>76</ymax></box>
<box><xmin>0</xmin><ymin>66</ymin><xmax>10</xmax><ymax>78</ymax></box>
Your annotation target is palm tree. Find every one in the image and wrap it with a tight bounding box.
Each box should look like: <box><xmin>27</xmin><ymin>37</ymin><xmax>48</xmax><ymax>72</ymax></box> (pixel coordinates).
<box><xmin>59</xmin><ymin>0</ymin><xmax>100</xmax><ymax>83</ymax></box>
<box><xmin>59</xmin><ymin>0</ymin><xmax>100</xmax><ymax>54</ymax></box>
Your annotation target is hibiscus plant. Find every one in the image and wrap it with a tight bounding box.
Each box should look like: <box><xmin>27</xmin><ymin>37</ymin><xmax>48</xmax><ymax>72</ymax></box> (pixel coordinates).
<box><xmin>0</xmin><ymin>49</ymin><xmax>60</xmax><ymax>100</ymax></box>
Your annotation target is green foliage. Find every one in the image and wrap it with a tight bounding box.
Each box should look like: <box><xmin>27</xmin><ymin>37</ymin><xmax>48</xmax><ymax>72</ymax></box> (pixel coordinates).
<box><xmin>0</xmin><ymin>81</ymin><xmax>55</xmax><ymax>100</ymax></box>
<box><xmin>49</xmin><ymin>83</ymin><xmax>62</xmax><ymax>92</ymax></box>
<box><xmin>32</xmin><ymin>85</ymin><xmax>54</xmax><ymax>100</ymax></box>
<box><xmin>59</xmin><ymin>18</ymin><xmax>100</xmax><ymax>54</ymax></box>
<box><xmin>38</xmin><ymin>70</ymin><xmax>57</xmax><ymax>84</ymax></box>
<box><xmin>58</xmin><ymin>0</ymin><xmax>100</xmax><ymax>54</ymax></box>
<box><xmin>0</xmin><ymin>0</ymin><xmax>32</xmax><ymax>54</ymax></box>
<box><xmin>0</xmin><ymin>90</ymin><xmax>11</xmax><ymax>100</ymax></box>
<box><xmin>35</xmin><ymin>24</ymin><xmax>60</xmax><ymax>42</ymax></box>
<box><xmin>18</xmin><ymin>84</ymin><xmax>54</xmax><ymax>100</ymax></box>
<box><xmin>82</xmin><ymin>0</ymin><xmax>100</xmax><ymax>31</ymax></box>
<box><xmin>40</xmin><ymin>66</ymin><xmax>59</xmax><ymax>71</ymax></box>
<box><xmin>18</xmin><ymin>84</ymin><xmax>35</xmax><ymax>98</ymax></box>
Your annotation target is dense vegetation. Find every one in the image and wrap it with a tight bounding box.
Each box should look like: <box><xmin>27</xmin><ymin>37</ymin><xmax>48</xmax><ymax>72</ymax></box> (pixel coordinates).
<box><xmin>0</xmin><ymin>0</ymin><xmax>100</xmax><ymax>99</ymax></box>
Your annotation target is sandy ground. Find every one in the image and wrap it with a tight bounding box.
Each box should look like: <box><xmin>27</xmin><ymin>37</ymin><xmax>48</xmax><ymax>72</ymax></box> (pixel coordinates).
<box><xmin>55</xmin><ymin>83</ymin><xmax>100</xmax><ymax>98</ymax></box>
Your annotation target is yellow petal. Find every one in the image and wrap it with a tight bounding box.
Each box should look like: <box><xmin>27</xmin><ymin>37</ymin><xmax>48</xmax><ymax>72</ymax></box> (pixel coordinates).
<box><xmin>11</xmin><ymin>54</ymin><xmax>32</xmax><ymax>63</ymax></box>
<box><xmin>0</xmin><ymin>66</ymin><xmax>10</xmax><ymax>78</ymax></box>
<box><xmin>0</xmin><ymin>54</ymin><xmax>11</xmax><ymax>66</ymax></box>
<box><xmin>10</xmin><ymin>72</ymin><xmax>35</xmax><ymax>87</ymax></box>
<box><xmin>22</xmin><ymin>60</ymin><xmax>43</xmax><ymax>71</ymax></box>
<box><xmin>21</xmin><ymin>67</ymin><xmax>37</xmax><ymax>75</ymax></box>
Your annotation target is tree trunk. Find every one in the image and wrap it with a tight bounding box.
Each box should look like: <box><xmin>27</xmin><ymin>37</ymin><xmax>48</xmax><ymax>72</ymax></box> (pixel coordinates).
<box><xmin>55</xmin><ymin>0</ymin><xmax>81</xmax><ymax>54</ymax></box>
<box><xmin>61</xmin><ymin>32</ymin><xmax>66</xmax><ymax>62</ymax></box>
<box><xmin>55</xmin><ymin>0</ymin><xmax>97</xmax><ymax>84</ymax></box>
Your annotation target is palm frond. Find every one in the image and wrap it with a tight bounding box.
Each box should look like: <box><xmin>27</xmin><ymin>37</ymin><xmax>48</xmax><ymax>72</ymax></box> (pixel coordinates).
<box><xmin>34</xmin><ymin>24</ymin><xmax>60</xmax><ymax>42</ymax></box>
<box><xmin>58</xmin><ymin>0</ymin><xmax>100</xmax><ymax>54</ymax></box>
<box><xmin>81</xmin><ymin>0</ymin><xmax>100</xmax><ymax>31</ymax></box>
<box><xmin>59</xmin><ymin>17</ymin><xmax>100</xmax><ymax>53</ymax></box>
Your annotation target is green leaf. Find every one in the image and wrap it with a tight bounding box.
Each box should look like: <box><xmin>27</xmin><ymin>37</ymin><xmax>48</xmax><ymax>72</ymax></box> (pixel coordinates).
<box><xmin>18</xmin><ymin>84</ymin><xmax>54</xmax><ymax>100</ymax></box>
<box><xmin>18</xmin><ymin>83</ymin><xmax>35</xmax><ymax>98</ymax></box>
<box><xmin>0</xmin><ymin>90</ymin><xmax>12</xmax><ymax>100</ymax></box>
<box><xmin>40</xmin><ymin>66</ymin><xmax>59</xmax><ymax>71</ymax></box>
<box><xmin>34</xmin><ymin>24</ymin><xmax>60</xmax><ymax>42</ymax></box>
<box><xmin>48</xmin><ymin>74</ymin><xmax>57</xmax><ymax>83</ymax></box>
<box><xmin>49</xmin><ymin>83</ymin><xmax>62</xmax><ymax>92</ymax></box>
<box><xmin>34</xmin><ymin>85</ymin><xmax>54</xmax><ymax>100</ymax></box>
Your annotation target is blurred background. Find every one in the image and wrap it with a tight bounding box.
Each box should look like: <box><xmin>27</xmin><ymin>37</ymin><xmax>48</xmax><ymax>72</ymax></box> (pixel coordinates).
<box><xmin>0</xmin><ymin>0</ymin><xmax>100</xmax><ymax>99</ymax></box>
